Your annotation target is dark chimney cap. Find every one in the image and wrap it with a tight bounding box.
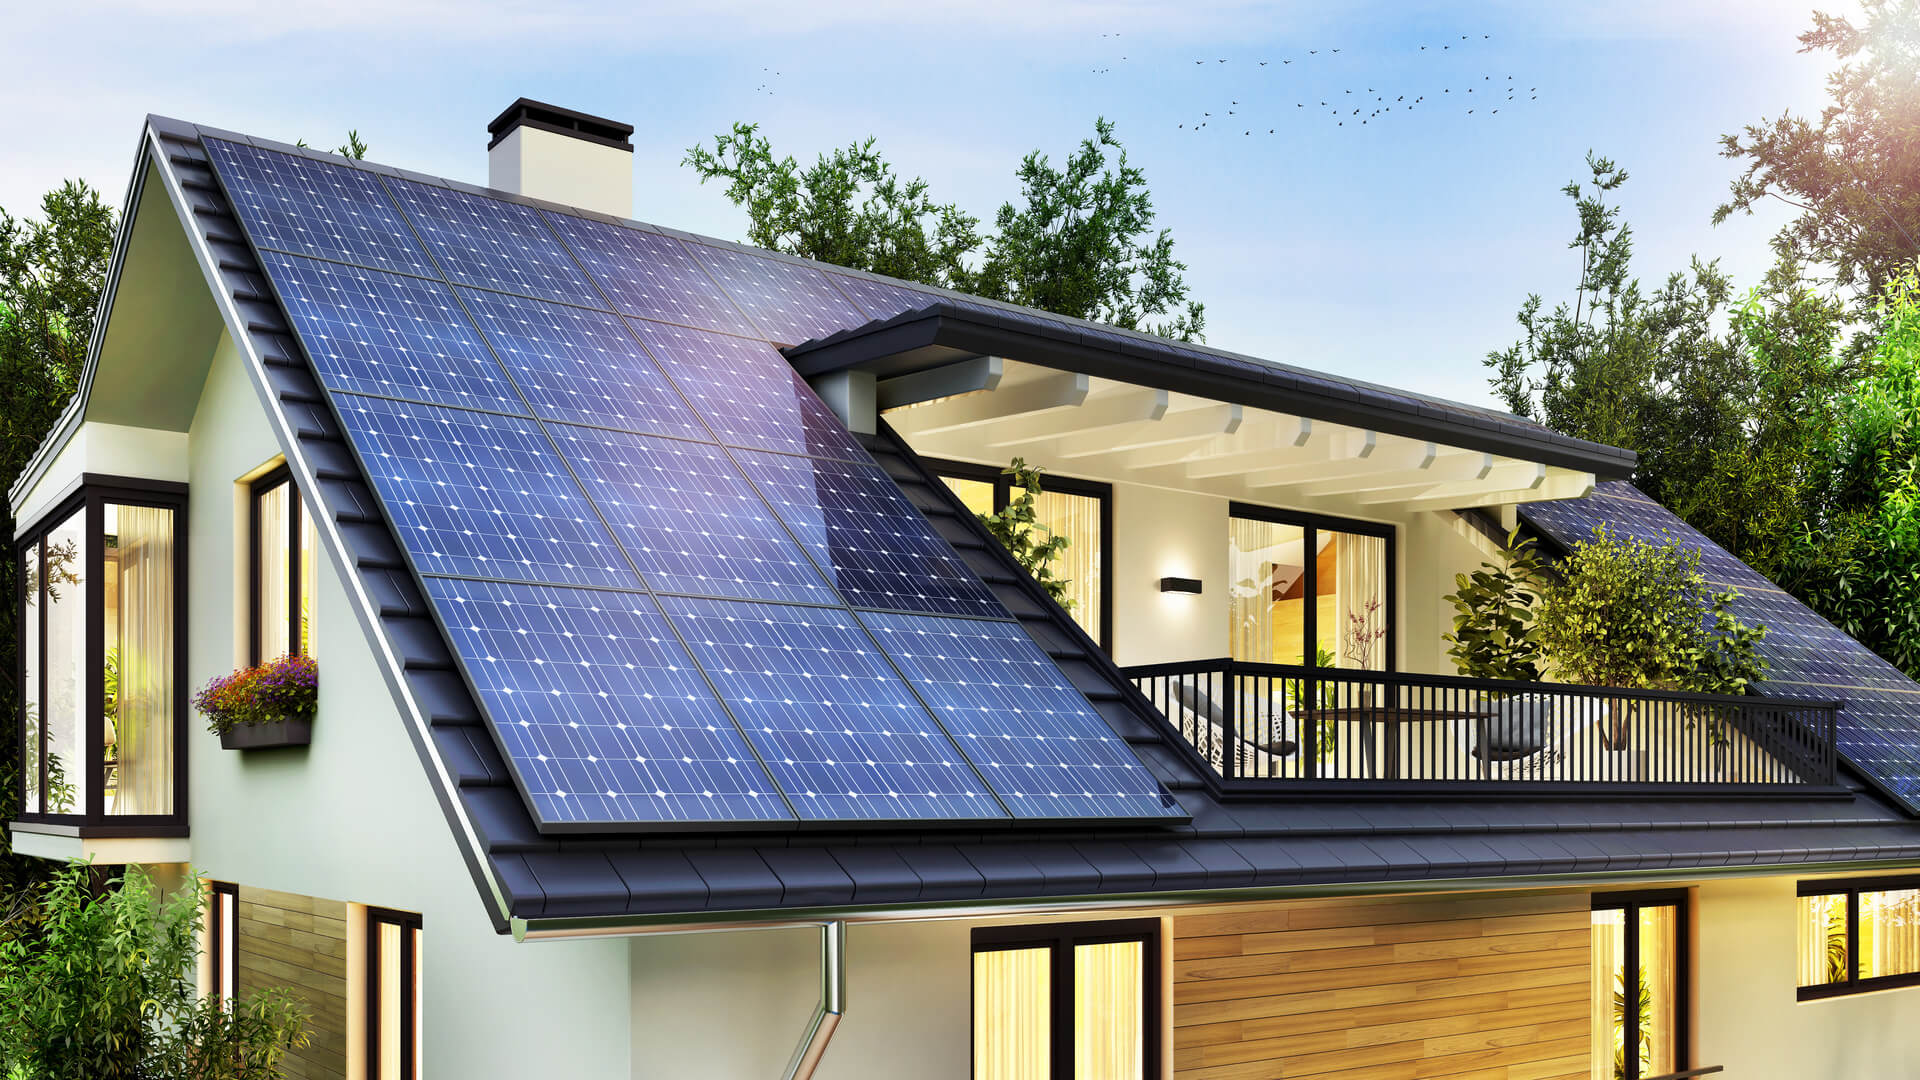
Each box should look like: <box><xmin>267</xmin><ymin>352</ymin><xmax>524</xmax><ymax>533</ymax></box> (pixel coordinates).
<box><xmin>487</xmin><ymin>98</ymin><xmax>634</xmax><ymax>152</ymax></box>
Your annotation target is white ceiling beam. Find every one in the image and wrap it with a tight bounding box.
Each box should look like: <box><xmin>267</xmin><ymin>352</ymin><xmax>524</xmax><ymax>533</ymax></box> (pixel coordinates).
<box><xmin>1242</xmin><ymin>440</ymin><xmax>1439</xmax><ymax>491</ymax></box>
<box><xmin>1275</xmin><ymin>450</ymin><xmax>1500</xmax><ymax>499</ymax></box>
<box><xmin>1054</xmin><ymin>403</ymin><xmax>1241</xmax><ymax>459</ymax></box>
<box><xmin>875</xmin><ymin>355</ymin><xmax>1003</xmax><ymax>410</ymax></box>
<box><xmin>886</xmin><ymin>371</ymin><xmax>1090</xmax><ymax>435</ymax></box>
<box><xmin>1370</xmin><ymin>461</ymin><xmax>1553</xmax><ymax>509</ymax></box>
<box><xmin>979</xmin><ymin>388</ymin><xmax>1168</xmax><ymax>449</ymax></box>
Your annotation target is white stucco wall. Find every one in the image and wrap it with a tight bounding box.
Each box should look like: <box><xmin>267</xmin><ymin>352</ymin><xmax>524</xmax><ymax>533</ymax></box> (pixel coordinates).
<box><xmin>12</xmin><ymin>421</ymin><xmax>189</xmax><ymax>529</ymax></box>
<box><xmin>1694</xmin><ymin>872</ymin><xmax>1920</xmax><ymax>1078</ymax></box>
<box><xmin>181</xmin><ymin>330</ymin><xmax>631</xmax><ymax>1078</ymax></box>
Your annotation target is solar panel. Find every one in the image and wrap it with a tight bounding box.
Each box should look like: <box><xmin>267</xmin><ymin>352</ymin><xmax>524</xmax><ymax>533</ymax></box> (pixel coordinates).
<box><xmin>547</xmin><ymin>423</ymin><xmax>838</xmax><ymax>606</ymax></box>
<box><xmin>542</xmin><ymin>213</ymin><xmax>760</xmax><ymax>337</ymax></box>
<box><xmin>423</xmin><ymin>577</ymin><xmax>793</xmax><ymax>828</ymax></box>
<box><xmin>332</xmin><ymin>394</ymin><xmax>636</xmax><ymax>588</ymax></box>
<box><xmin>685</xmin><ymin>243</ymin><xmax>871</xmax><ymax>345</ymax></box>
<box><xmin>660</xmin><ymin>596</ymin><xmax>1007</xmax><ymax>822</ymax></box>
<box><xmin>204</xmin><ymin>140</ymin><xmax>438</xmax><ymax>277</ymax></box>
<box><xmin>257</xmin><ymin>252</ymin><xmax>529</xmax><ymax>414</ymax></box>
<box><xmin>457</xmin><ymin>288</ymin><xmax>706</xmax><ymax>441</ymax></box>
<box><xmin>383</xmin><ymin>179</ymin><xmax>603</xmax><ymax>307</ymax></box>
<box><xmin>826</xmin><ymin>272</ymin><xmax>937</xmax><ymax>323</ymax></box>
<box><xmin>625</xmin><ymin>318</ymin><xmax>871</xmax><ymax>462</ymax></box>
<box><xmin>736</xmin><ymin>449</ymin><xmax>1007</xmax><ymax>618</ymax></box>
<box><xmin>1521</xmin><ymin>481</ymin><xmax>1920</xmax><ymax>809</ymax></box>
<box><xmin>859</xmin><ymin>612</ymin><xmax>1180</xmax><ymax>819</ymax></box>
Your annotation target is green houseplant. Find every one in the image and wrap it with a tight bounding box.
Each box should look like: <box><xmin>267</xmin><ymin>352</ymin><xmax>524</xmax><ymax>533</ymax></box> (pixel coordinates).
<box><xmin>1442</xmin><ymin>528</ymin><xmax>1550</xmax><ymax>683</ymax></box>
<box><xmin>977</xmin><ymin>457</ymin><xmax>1074</xmax><ymax>609</ymax></box>
<box><xmin>194</xmin><ymin>654</ymin><xmax>319</xmax><ymax>750</ymax></box>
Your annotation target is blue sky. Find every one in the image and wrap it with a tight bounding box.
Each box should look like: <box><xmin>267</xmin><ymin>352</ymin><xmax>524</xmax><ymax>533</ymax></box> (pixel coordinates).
<box><xmin>0</xmin><ymin>1</ymin><xmax>1847</xmax><ymax>408</ymax></box>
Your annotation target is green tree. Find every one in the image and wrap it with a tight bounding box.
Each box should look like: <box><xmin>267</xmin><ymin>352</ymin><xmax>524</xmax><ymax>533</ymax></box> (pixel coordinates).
<box><xmin>1716</xmin><ymin>1</ymin><xmax>1920</xmax><ymax>325</ymax></box>
<box><xmin>976</xmin><ymin>458</ymin><xmax>1073</xmax><ymax>608</ymax></box>
<box><xmin>686</xmin><ymin>118</ymin><xmax>1205</xmax><ymax>341</ymax></box>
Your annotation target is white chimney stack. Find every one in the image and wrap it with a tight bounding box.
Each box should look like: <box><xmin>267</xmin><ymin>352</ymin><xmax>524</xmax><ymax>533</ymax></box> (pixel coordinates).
<box><xmin>487</xmin><ymin>99</ymin><xmax>634</xmax><ymax>219</ymax></box>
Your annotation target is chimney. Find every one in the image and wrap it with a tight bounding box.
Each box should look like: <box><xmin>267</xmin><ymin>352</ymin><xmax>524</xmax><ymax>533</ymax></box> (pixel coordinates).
<box><xmin>486</xmin><ymin>98</ymin><xmax>635</xmax><ymax>219</ymax></box>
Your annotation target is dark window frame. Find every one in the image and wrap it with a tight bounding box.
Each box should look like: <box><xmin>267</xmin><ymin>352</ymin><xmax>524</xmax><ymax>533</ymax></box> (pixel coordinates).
<box><xmin>208</xmin><ymin>880</ymin><xmax>239</xmax><ymax>1009</ymax></box>
<box><xmin>1227</xmin><ymin>501</ymin><xmax>1398</xmax><ymax>672</ymax></box>
<box><xmin>1592</xmin><ymin>888</ymin><xmax>1691</xmax><ymax>1080</ymax></box>
<box><xmin>970</xmin><ymin>917</ymin><xmax>1161</xmax><ymax>1080</ymax></box>
<box><xmin>1797</xmin><ymin>874</ymin><xmax>1920</xmax><ymax>1000</ymax></box>
<box><xmin>930</xmin><ymin>459</ymin><xmax>1114</xmax><ymax>650</ymax></box>
<box><xmin>247</xmin><ymin>466</ymin><xmax>309</xmax><ymax>666</ymax></box>
<box><xmin>13</xmin><ymin>474</ymin><xmax>189</xmax><ymax>833</ymax></box>
<box><xmin>365</xmin><ymin>905</ymin><xmax>423</xmax><ymax>1080</ymax></box>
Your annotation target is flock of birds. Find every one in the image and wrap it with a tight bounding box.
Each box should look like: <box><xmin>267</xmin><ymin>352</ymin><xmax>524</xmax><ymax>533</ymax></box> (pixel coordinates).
<box><xmin>1089</xmin><ymin>34</ymin><xmax>1540</xmax><ymax>135</ymax></box>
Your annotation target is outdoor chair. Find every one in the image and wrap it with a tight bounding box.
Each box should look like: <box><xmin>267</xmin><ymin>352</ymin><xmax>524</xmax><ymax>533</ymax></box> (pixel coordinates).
<box><xmin>1172</xmin><ymin>678</ymin><xmax>1298</xmax><ymax>778</ymax></box>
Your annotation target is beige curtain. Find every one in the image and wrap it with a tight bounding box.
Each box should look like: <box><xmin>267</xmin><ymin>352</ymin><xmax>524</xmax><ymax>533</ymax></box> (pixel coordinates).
<box><xmin>378</xmin><ymin>919</ymin><xmax>403</xmax><ymax>1080</ymax></box>
<box><xmin>1797</xmin><ymin>893</ymin><xmax>1849</xmax><ymax>986</ymax></box>
<box><xmin>1863</xmin><ymin>888</ymin><xmax>1920</xmax><ymax>979</ymax></box>
<box><xmin>1074</xmin><ymin>941</ymin><xmax>1144</xmax><ymax>1080</ymax></box>
<box><xmin>300</xmin><ymin>510</ymin><xmax>318</xmax><ymax>656</ymax></box>
<box><xmin>112</xmin><ymin>505</ymin><xmax>174</xmax><ymax>816</ymax></box>
<box><xmin>974</xmin><ymin>947</ymin><xmax>1049</xmax><ymax>1080</ymax></box>
<box><xmin>44</xmin><ymin>510</ymin><xmax>88</xmax><ymax>815</ymax></box>
<box><xmin>257</xmin><ymin>484</ymin><xmax>292</xmax><ymax>660</ymax></box>
<box><xmin>1640</xmin><ymin>905</ymin><xmax>1678</xmax><ymax>1077</ymax></box>
<box><xmin>1031</xmin><ymin>489</ymin><xmax>1102</xmax><ymax>644</ymax></box>
<box><xmin>1229</xmin><ymin>518</ymin><xmax>1305</xmax><ymax>663</ymax></box>
<box><xmin>1590</xmin><ymin>910</ymin><xmax>1625</xmax><ymax>1080</ymax></box>
<box><xmin>21</xmin><ymin>544</ymin><xmax>39</xmax><ymax>812</ymax></box>
<box><xmin>1332</xmin><ymin>531</ymin><xmax>1386</xmax><ymax>669</ymax></box>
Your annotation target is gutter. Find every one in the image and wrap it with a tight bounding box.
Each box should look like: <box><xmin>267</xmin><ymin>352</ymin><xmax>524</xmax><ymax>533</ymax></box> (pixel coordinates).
<box><xmin>783</xmin><ymin>921</ymin><xmax>846</xmax><ymax>1080</ymax></box>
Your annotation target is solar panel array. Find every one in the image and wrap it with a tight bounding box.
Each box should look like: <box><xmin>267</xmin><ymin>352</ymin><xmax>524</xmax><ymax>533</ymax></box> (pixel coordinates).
<box><xmin>1521</xmin><ymin>481</ymin><xmax>1920</xmax><ymax>810</ymax></box>
<box><xmin>206</xmin><ymin>139</ymin><xmax>1181</xmax><ymax>830</ymax></box>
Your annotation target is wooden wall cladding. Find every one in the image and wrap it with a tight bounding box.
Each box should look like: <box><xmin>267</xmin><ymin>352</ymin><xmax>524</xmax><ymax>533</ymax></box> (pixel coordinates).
<box><xmin>1172</xmin><ymin>891</ymin><xmax>1591</xmax><ymax>1080</ymax></box>
<box><xmin>235</xmin><ymin>886</ymin><xmax>349</xmax><ymax>1080</ymax></box>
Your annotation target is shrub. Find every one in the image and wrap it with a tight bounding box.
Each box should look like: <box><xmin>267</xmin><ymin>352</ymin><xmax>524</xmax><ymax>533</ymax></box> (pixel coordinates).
<box><xmin>977</xmin><ymin>458</ymin><xmax>1073</xmax><ymax>608</ymax></box>
<box><xmin>192</xmin><ymin>654</ymin><xmax>318</xmax><ymax>737</ymax></box>
<box><xmin>1442</xmin><ymin>528</ymin><xmax>1550</xmax><ymax>682</ymax></box>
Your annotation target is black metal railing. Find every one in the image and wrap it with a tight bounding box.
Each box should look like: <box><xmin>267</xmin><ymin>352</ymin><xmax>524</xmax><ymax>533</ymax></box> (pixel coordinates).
<box><xmin>1123</xmin><ymin>659</ymin><xmax>1840</xmax><ymax>788</ymax></box>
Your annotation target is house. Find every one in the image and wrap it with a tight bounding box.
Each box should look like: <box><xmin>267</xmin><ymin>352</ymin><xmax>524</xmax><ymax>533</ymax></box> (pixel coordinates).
<box><xmin>10</xmin><ymin>99</ymin><xmax>1920</xmax><ymax>1080</ymax></box>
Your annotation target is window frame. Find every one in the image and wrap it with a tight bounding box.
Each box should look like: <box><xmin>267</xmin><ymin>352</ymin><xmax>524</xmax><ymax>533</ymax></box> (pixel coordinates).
<box><xmin>247</xmin><ymin>466</ymin><xmax>309</xmax><ymax>666</ymax></box>
<box><xmin>1797</xmin><ymin>873</ymin><xmax>1920</xmax><ymax>1000</ymax></box>
<box><xmin>13</xmin><ymin>474</ymin><xmax>189</xmax><ymax>832</ymax></box>
<box><xmin>1227</xmin><ymin>501</ymin><xmax>1398</xmax><ymax>672</ymax></box>
<box><xmin>207</xmin><ymin>880</ymin><xmax>239</xmax><ymax>1009</ymax></box>
<box><xmin>365</xmin><ymin>905</ymin><xmax>423</xmax><ymax>1080</ymax></box>
<box><xmin>929</xmin><ymin>458</ymin><xmax>1114</xmax><ymax>650</ymax></box>
<box><xmin>1592</xmin><ymin>888</ymin><xmax>1691</xmax><ymax>1080</ymax></box>
<box><xmin>970</xmin><ymin>917</ymin><xmax>1161</xmax><ymax>1080</ymax></box>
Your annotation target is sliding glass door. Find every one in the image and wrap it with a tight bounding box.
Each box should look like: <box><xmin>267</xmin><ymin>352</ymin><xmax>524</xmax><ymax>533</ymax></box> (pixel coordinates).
<box><xmin>1227</xmin><ymin>505</ymin><xmax>1391</xmax><ymax>670</ymax></box>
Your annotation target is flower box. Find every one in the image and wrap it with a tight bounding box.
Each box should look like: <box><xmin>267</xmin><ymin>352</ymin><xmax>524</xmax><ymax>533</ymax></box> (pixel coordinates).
<box><xmin>218</xmin><ymin>717</ymin><xmax>312</xmax><ymax>750</ymax></box>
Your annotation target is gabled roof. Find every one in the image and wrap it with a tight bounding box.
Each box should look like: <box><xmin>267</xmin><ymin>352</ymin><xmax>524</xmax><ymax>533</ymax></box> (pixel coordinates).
<box><xmin>90</xmin><ymin>115</ymin><xmax>1920</xmax><ymax>932</ymax></box>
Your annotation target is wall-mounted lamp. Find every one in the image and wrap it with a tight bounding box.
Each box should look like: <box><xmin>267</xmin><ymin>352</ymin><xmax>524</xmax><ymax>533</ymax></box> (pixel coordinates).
<box><xmin>1158</xmin><ymin>577</ymin><xmax>1203</xmax><ymax>595</ymax></box>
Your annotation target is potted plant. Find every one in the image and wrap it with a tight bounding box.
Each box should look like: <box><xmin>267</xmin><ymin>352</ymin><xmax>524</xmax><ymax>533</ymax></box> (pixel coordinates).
<box><xmin>195</xmin><ymin>654</ymin><xmax>318</xmax><ymax>749</ymax></box>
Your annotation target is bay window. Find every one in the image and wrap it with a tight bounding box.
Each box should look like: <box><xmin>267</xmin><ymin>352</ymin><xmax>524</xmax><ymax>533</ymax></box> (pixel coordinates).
<box><xmin>15</xmin><ymin>478</ymin><xmax>187</xmax><ymax>829</ymax></box>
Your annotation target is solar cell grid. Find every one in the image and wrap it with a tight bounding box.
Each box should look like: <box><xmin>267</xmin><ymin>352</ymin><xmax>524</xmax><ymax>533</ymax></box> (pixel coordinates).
<box><xmin>549</xmin><ymin>423</ymin><xmax>838</xmax><ymax>606</ymax></box>
<box><xmin>661</xmin><ymin>596</ymin><xmax>1007</xmax><ymax>822</ymax></box>
<box><xmin>542</xmin><ymin>212</ymin><xmax>760</xmax><ymax>336</ymax></box>
<box><xmin>424</xmin><ymin>578</ymin><xmax>792</xmax><ymax>827</ymax></box>
<box><xmin>204</xmin><ymin>140</ymin><xmax>438</xmax><ymax>277</ymax></box>
<box><xmin>625</xmin><ymin>318</ymin><xmax>871</xmax><ymax>462</ymax></box>
<box><xmin>384</xmin><ymin>179</ymin><xmax>603</xmax><ymax>306</ymax></box>
<box><xmin>686</xmin><ymin>243</ymin><xmax>870</xmax><ymax>345</ymax></box>
<box><xmin>735</xmin><ymin>450</ymin><xmax>1007</xmax><ymax>619</ymax></box>
<box><xmin>457</xmin><ymin>288</ymin><xmax>706</xmax><ymax>440</ymax></box>
<box><xmin>860</xmin><ymin>612</ymin><xmax>1180</xmax><ymax>819</ymax></box>
<box><xmin>258</xmin><ymin>253</ymin><xmax>528</xmax><ymax>414</ymax></box>
<box><xmin>827</xmin><ymin>273</ymin><xmax>938</xmax><ymax>323</ymax></box>
<box><xmin>332</xmin><ymin>394</ymin><xmax>635</xmax><ymax>588</ymax></box>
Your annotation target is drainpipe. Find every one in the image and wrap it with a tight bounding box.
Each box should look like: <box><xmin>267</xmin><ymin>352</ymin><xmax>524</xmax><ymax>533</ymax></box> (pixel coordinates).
<box><xmin>782</xmin><ymin>921</ymin><xmax>847</xmax><ymax>1080</ymax></box>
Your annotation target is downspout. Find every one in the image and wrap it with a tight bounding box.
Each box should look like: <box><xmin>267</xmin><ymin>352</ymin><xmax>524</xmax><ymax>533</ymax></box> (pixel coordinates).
<box><xmin>782</xmin><ymin>921</ymin><xmax>847</xmax><ymax>1080</ymax></box>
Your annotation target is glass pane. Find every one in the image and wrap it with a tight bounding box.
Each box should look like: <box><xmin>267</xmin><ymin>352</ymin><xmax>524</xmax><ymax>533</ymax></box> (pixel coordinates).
<box><xmin>378</xmin><ymin>920</ymin><xmax>403</xmax><ymax>1080</ymax></box>
<box><xmin>1028</xmin><ymin>487</ymin><xmax>1103</xmax><ymax>645</ymax></box>
<box><xmin>104</xmin><ymin>504</ymin><xmax>175</xmax><ymax>816</ymax></box>
<box><xmin>1323</xmin><ymin>530</ymin><xmax>1387</xmax><ymax>670</ymax></box>
<box><xmin>1862</xmin><ymin>888</ymin><xmax>1920</xmax><ymax>980</ymax></box>
<box><xmin>217</xmin><ymin>891</ymin><xmax>238</xmax><ymax>1003</ymax></box>
<box><xmin>944</xmin><ymin>475</ymin><xmax>995</xmax><ymax>518</ymax></box>
<box><xmin>973</xmin><ymin>947</ymin><xmax>1049</xmax><ymax>1080</ymax></box>
<box><xmin>21</xmin><ymin>542</ymin><xmax>39</xmax><ymax>814</ymax></box>
<box><xmin>42</xmin><ymin>509</ymin><xmax>87</xmax><ymax>816</ymax></box>
<box><xmin>256</xmin><ymin>482</ymin><xmax>292</xmax><ymax>662</ymax></box>
<box><xmin>1798</xmin><ymin>893</ymin><xmax>1849</xmax><ymax>986</ymax></box>
<box><xmin>1075</xmin><ymin>940</ymin><xmax>1144</xmax><ymax>1080</ymax></box>
<box><xmin>1639</xmin><ymin>905</ymin><xmax>1678</xmax><ymax>1078</ymax></box>
<box><xmin>299</xmin><ymin>506</ymin><xmax>318</xmax><ymax>656</ymax></box>
<box><xmin>1228</xmin><ymin>517</ymin><xmax>1308</xmax><ymax>665</ymax></box>
<box><xmin>1590</xmin><ymin>909</ymin><xmax>1626</xmax><ymax>1080</ymax></box>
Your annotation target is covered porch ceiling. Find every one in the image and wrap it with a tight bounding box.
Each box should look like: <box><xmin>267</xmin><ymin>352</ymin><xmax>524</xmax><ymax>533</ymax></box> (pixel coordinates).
<box><xmin>885</xmin><ymin>358</ymin><xmax>1595</xmax><ymax>511</ymax></box>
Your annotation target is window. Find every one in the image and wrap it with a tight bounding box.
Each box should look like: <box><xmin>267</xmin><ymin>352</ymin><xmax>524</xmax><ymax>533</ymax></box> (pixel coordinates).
<box><xmin>1591</xmin><ymin>891</ymin><xmax>1687</xmax><ymax>1080</ymax></box>
<box><xmin>972</xmin><ymin>920</ymin><xmax>1159</xmax><ymax>1080</ymax></box>
<box><xmin>366</xmin><ymin>906</ymin><xmax>422</xmax><ymax>1080</ymax></box>
<box><xmin>1227</xmin><ymin>505</ymin><xmax>1392</xmax><ymax>669</ymax></box>
<box><xmin>934</xmin><ymin>462</ymin><xmax>1111</xmax><ymax>649</ymax></box>
<box><xmin>206</xmin><ymin>880</ymin><xmax>239</xmax><ymax>1007</ymax></box>
<box><xmin>15</xmin><ymin>478</ymin><xmax>187</xmax><ymax>827</ymax></box>
<box><xmin>249</xmin><ymin>467</ymin><xmax>317</xmax><ymax>663</ymax></box>
<box><xmin>1798</xmin><ymin>876</ymin><xmax>1920</xmax><ymax>999</ymax></box>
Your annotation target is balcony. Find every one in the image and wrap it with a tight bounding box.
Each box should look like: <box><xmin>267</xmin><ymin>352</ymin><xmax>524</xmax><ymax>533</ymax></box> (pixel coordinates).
<box><xmin>1123</xmin><ymin>660</ymin><xmax>1841</xmax><ymax>791</ymax></box>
